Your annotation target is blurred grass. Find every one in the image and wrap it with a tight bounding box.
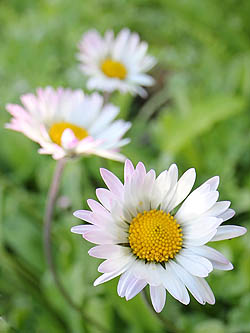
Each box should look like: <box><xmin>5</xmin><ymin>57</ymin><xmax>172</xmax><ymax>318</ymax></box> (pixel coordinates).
<box><xmin>0</xmin><ymin>0</ymin><xmax>250</xmax><ymax>332</ymax></box>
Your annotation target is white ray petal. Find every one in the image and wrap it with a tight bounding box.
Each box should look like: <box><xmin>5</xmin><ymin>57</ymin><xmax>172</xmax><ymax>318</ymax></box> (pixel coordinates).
<box><xmin>149</xmin><ymin>285</ymin><xmax>166</xmax><ymax>313</ymax></box>
<box><xmin>210</xmin><ymin>225</ymin><xmax>247</xmax><ymax>241</ymax></box>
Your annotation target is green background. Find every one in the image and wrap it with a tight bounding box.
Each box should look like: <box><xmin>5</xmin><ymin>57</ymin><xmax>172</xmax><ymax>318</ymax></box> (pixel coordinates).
<box><xmin>0</xmin><ymin>0</ymin><xmax>250</xmax><ymax>332</ymax></box>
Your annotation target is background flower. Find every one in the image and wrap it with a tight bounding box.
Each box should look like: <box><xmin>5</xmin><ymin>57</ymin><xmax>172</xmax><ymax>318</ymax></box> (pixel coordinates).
<box><xmin>72</xmin><ymin>160</ymin><xmax>247</xmax><ymax>312</ymax></box>
<box><xmin>6</xmin><ymin>87</ymin><xmax>131</xmax><ymax>160</ymax></box>
<box><xmin>77</xmin><ymin>28</ymin><xmax>156</xmax><ymax>97</ymax></box>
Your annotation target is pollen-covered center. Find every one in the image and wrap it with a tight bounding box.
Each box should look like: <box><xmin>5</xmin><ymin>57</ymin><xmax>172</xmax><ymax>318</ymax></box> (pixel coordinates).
<box><xmin>128</xmin><ymin>209</ymin><xmax>183</xmax><ymax>263</ymax></box>
<box><xmin>49</xmin><ymin>122</ymin><xmax>88</xmax><ymax>146</ymax></box>
<box><xmin>101</xmin><ymin>58</ymin><xmax>127</xmax><ymax>80</ymax></box>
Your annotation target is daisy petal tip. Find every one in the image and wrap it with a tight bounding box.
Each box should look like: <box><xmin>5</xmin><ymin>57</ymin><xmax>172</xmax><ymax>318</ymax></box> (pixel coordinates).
<box><xmin>73</xmin><ymin>210</ymin><xmax>82</xmax><ymax>219</ymax></box>
<box><xmin>88</xmin><ymin>248</ymin><xmax>96</xmax><ymax>257</ymax></box>
<box><xmin>93</xmin><ymin>280</ymin><xmax>99</xmax><ymax>287</ymax></box>
<box><xmin>70</xmin><ymin>226</ymin><xmax>83</xmax><ymax>234</ymax></box>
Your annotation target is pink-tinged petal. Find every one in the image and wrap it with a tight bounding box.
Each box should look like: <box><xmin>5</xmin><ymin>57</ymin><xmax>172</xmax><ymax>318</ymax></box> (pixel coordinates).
<box><xmin>96</xmin><ymin>188</ymin><xmax>115</xmax><ymax>211</ymax></box>
<box><xmin>100</xmin><ymin>168</ymin><xmax>124</xmax><ymax>196</ymax></box>
<box><xmin>98</xmin><ymin>256</ymin><xmax>133</xmax><ymax>273</ymax></box>
<box><xmin>83</xmin><ymin>230</ymin><xmax>117</xmax><ymax>244</ymax></box>
<box><xmin>124</xmin><ymin>159</ymin><xmax>134</xmax><ymax>184</ymax></box>
<box><xmin>149</xmin><ymin>285</ymin><xmax>166</xmax><ymax>313</ymax></box>
<box><xmin>135</xmin><ymin>161</ymin><xmax>146</xmax><ymax>175</ymax></box>
<box><xmin>73</xmin><ymin>210</ymin><xmax>93</xmax><ymax>224</ymax></box>
<box><xmin>71</xmin><ymin>225</ymin><xmax>93</xmax><ymax>235</ymax></box>
<box><xmin>61</xmin><ymin>129</ymin><xmax>79</xmax><ymax>149</ymax></box>
<box><xmin>89</xmin><ymin>245</ymin><xmax>128</xmax><ymax>259</ymax></box>
<box><xmin>210</xmin><ymin>225</ymin><xmax>247</xmax><ymax>241</ymax></box>
<box><xmin>87</xmin><ymin>199</ymin><xmax>108</xmax><ymax>213</ymax></box>
<box><xmin>86</xmin><ymin>199</ymin><xmax>114</xmax><ymax>226</ymax></box>
<box><xmin>94</xmin><ymin>261</ymin><xmax>133</xmax><ymax>286</ymax></box>
<box><xmin>125</xmin><ymin>279</ymin><xmax>147</xmax><ymax>300</ymax></box>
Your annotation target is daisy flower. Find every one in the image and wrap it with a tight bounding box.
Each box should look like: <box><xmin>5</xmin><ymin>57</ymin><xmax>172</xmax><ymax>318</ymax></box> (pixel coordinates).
<box><xmin>5</xmin><ymin>87</ymin><xmax>131</xmax><ymax>161</ymax></box>
<box><xmin>71</xmin><ymin>160</ymin><xmax>247</xmax><ymax>313</ymax></box>
<box><xmin>77</xmin><ymin>28</ymin><xmax>156</xmax><ymax>97</ymax></box>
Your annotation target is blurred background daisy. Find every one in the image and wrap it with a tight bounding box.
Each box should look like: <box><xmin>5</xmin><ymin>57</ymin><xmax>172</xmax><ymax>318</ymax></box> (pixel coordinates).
<box><xmin>1</xmin><ymin>0</ymin><xmax>250</xmax><ymax>332</ymax></box>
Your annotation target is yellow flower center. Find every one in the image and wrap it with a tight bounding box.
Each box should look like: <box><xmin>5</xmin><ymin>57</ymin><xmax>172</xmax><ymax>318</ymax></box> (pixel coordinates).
<box><xmin>101</xmin><ymin>58</ymin><xmax>127</xmax><ymax>80</ymax></box>
<box><xmin>49</xmin><ymin>122</ymin><xmax>88</xmax><ymax>146</ymax></box>
<box><xmin>128</xmin><ymin>209</ymin><xmax>183</xmax><ymax>263</ymax></box>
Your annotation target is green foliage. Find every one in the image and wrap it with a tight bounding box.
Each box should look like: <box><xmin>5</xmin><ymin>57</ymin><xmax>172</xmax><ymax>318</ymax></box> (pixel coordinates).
<box><xmin>0</xmin><ymin>0</ymin><xmax>250</xmax><ymax>332</ymax></box>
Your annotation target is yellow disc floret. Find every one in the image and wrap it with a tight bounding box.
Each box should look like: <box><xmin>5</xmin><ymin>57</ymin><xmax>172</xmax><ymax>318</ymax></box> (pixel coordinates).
<box><xmin>128</xmin><ymin>209</ymin><xmax>183</xmax><ymax>263</ymax></box>
<box><xmin>101</xmin><ymin>59</ymin><xmax>127</xmax><ymax>80</ymax></box>
<box><xmin>49</xmin><ymin>122</ymin><xmax>88</xmax><ymax>146</ymax></box>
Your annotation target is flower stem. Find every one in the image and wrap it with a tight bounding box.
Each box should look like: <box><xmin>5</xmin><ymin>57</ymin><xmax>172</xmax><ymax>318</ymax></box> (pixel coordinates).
<box><xmin>103</xmin><ymin>91</ymin><xmax>111</xmax><ymax>105</ymax></box>
<box><xmin>43</xmin><ymin>158</ymin><xmax>108</xmax><ymax>333</ymax></box>
<box><xmin>141</xmin><ymin>289</ymin><xmax>179</xmax><ymax>333</ymax></box>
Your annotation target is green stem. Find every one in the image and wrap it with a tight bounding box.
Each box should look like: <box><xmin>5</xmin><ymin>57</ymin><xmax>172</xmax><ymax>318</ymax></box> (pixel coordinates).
<box><xmin>43</xmin><ymin>158</ymin><xmax>108</xmax><ymax>333</ymax></box>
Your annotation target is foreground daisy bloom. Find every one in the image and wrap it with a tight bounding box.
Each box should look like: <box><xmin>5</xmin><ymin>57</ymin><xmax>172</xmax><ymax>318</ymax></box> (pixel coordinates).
<box><xmin>5</xmin><ymin>87</ymin><xmax>131</xmax><ymax>161</ymax></box>
<box><xmin>77</xmin><ymin>28</ymin><xmax>156</xmax><ymax>97</ymax></box>
<box><xmin>71</xmin><ymin>160</ymin><xmax>247</xmax><ymax>312</ymax></box>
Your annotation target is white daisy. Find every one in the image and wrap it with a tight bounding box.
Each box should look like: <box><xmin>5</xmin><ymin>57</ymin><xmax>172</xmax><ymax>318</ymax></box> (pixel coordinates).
<box><xmin>5</xmin><ymin>87</ymin><xmax>131</xmax><ymax>161</ymax></box>
<box><xmin>71</xmin><ymin>160</ymin><xmax>247</xmax><ymax>313</ymax></box>
<box><xmin>77</xmin><ymin>28</ymin><xmax>156</xmax><ymax>97</ymax></box>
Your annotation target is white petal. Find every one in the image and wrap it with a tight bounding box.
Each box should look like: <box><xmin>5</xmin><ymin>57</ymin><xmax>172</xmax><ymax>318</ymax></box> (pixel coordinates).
<box><xmin>71</xmin><ymin>224</ymin><xmax>93</xmax><ymax>234</ymax></box>
<box><xmin>169</xmin><ymin>261</ymin><xmax>205</xmax><ymax>304</ymax></box>
<box><xmin>87</xmin><ymin>199</ymin><xmax>113</xmax><ymax>226</ymax></box>
<box><xmin>175</xmin><ymin>251</ymin><xmax>213</xmax><ymax>277</ymax></box>
<box><xmin>160</xmin><ymin>265</ymin><xmax>190</xmax><ymax>305</ymax></box>
<box><xmin>124</xmin><ymin>159</ymin><xmax>134</xmax><ymax>184</ymax></box>
<box><xmin>168</xmin><ymin>168</ymin><xmax>196</xmax><ymax>212</ymax></box>
<box><xmin>94</xmin><ymin>261</ymin><xmax>130</xmax><ymax>286</ymax></box>
<box><xmin>218</xmin><ymin>209</ymin><xmax>235</xmax><ymax>222</ymax></box>
<box><xmin>73</xmin><ymin>210</ymin><xmax>93</xmax><ymax>224</ymax></box>
<box><xmin>125</xmin><ymin>278</ymin><xmax>147</xmax><ymax>300</ymax></box>
<box><xmin>98</xmin><ymin>255</ymin><xmax>133</xmax><ymax>273</ymax></box>
<box><xmin>149</xmin><ymin>285</ymin><xmax>166</xmax><ymax>313</ymax></box>
<box><xmin>132</xmin><ymin>262</ymin><xmax>162</xmax><ymax>286</ymax></box>
<box><xmin>196</xmin><ymin>277</ymin><xmax>215</xmax><ymax>304</ymax></box>
<box><xmin>96</xmin><ymin>188</ymin><xmax>115</xmax><ymax>211</ymax></box>
<box><xmin>176</xmin><ymin>191</ymin><xmax>219</xmax><ymax>223</ymax></box>
<box><xmin>83</xmin><ymin>230</ymin><xmax>117</xmax><ymax>244</ymax></box>
<box><xmin>204</xmin><ymin>176</ymin><xmax>219</xmax><ymax>191</ymax></box>
<box><xmin>188</xmin><ymin>245</ymin><xmax>229</xmax><ymax>265</ymax></box>
<box><xmin>61</xmin><ymin>128</ymin><xmax>78</xmax><ymax>149</ymax></box>
<box><xmin>210</xmin><ymin>225</ymin><xmax>247</xmax><ymax>241</ymax></box>
<box><xmin>183</xmin><ymin>230</ymin><xmax>217</xmax><ymax>247</ymax></box>
<box><xmin>117</xmin><ymin>270</ymin><xmax>135</xmax><ymax>297</ymax></box>
<box><xmin>212</xmin><ymin>261</ymin><xmax>233</xmax><ymax>271</ymax></box>
<box><xmin>88</xmin><ymin>245</ymin><xmax>128</xmax><ymax>259</ymax></box>
<box><xmin>100</xmin><ymin>168</ymin><xmax>124</xmax><ymax>197</ymax></box>
<box><xmin>204</xmin><ymin>201</ymin><xmax>231</xmax><ymax>217</ymax></box>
